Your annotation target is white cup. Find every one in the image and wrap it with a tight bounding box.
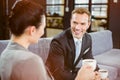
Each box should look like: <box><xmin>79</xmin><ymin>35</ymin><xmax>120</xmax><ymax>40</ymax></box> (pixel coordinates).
<box><xmin>99</xmin><ymin>69</ymin><xmax>108</xmax><ymax>79</ymax></box>
<box><xmin>82</xmin><ymin>59</ymin><xmax>96</xmax><ymax>70</ymax></box>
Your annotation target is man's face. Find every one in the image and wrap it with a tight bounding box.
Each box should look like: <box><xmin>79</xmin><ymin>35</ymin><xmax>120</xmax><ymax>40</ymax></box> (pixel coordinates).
<box><xmin>70</xmin><ymin>13</ymin><xmax>91</xmax><ymax>39</ymax></box>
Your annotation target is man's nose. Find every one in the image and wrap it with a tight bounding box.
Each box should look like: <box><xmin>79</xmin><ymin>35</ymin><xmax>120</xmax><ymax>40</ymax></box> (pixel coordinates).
<box><xmin>75</xmin><ymin>24</ymin><xmax>81</xmax><ymax>29</ymax></box>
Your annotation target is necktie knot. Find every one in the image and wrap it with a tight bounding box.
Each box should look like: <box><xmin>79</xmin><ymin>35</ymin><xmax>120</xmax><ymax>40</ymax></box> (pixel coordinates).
<box><xmin>76</xmin><ymin>41</ymin><xmax>80</xmax><ymax>46</ymax></box>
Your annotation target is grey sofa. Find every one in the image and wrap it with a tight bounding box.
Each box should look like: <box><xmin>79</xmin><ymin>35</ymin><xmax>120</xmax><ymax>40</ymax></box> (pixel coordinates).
<box><xmin>89</xmin><ymin>30</ymin><xmax>120</xmax><ymax>80</ymax></box>
<box><xmin>0</xmin><ymin>30</ymin><xmax>120</xmax><ymax>80</ymax></box>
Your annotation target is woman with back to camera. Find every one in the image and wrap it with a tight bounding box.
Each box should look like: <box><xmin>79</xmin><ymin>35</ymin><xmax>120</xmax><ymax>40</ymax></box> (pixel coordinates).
<box><xmin>0</xmin><ymin>0</ymin><xmax>52</xmax><ymax>80</ymax></box>
<box><xmin>0</xmin><ymin>0</ymin><xmax>101</xmax><ymax>80</ymax></box>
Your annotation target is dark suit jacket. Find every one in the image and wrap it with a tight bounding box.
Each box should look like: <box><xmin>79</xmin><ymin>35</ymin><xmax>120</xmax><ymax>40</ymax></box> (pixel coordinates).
<box><xmin>46</xmin><ymin>28</ymin><xmax>98</xmax><ymax>80</ymax></box>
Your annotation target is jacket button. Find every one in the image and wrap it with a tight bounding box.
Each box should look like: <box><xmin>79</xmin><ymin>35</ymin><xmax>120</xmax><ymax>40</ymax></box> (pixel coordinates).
<box><xmin>70</xmin><ymin>70</ymin><xmax>72</xmax><ymax>72</ymax></box>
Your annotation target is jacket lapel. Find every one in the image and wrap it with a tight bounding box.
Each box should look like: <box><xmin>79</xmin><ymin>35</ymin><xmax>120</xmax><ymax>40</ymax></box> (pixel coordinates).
<box><xmin>67</xmin><ymin>29</ymin><xmax>76</xmax><ymax>67</ymax></box>
<box><xmin>68</xmin><ymin>38</ymin><xmax>75</xmax><ymax>65</ymax></box>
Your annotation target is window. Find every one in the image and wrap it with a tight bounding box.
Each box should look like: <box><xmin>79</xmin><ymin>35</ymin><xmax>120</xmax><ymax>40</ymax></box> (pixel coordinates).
<box><xmin>92</xmin><ymin>5</ymin><xmax>107</xmax><ymax>17</ymax></box>
<box><xmin>46</xmin><ymin>0</ymin><xmax>64</xmax><ymax>29</ymax></box>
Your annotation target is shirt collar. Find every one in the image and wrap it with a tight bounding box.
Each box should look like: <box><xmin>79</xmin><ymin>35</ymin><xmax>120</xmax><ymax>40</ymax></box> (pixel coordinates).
<box><xmin>73</xmin><ymin>36</ymin><xmax>83</xmax><ymax>43</ymax></box>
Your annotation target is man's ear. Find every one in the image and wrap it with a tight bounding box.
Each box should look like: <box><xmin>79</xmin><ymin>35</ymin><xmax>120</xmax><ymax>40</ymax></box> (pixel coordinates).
<box><xmin>87</xmin><ymin>21</ymin><xmax>91</xmax><ymax>29</ymax></box>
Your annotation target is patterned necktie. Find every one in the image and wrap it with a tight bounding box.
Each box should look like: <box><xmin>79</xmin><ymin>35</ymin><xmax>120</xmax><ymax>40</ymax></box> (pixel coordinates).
<box><xmin>74</xmin><ymin>40</ymin><xmax>81</xmax><ymax>63</ymax></box>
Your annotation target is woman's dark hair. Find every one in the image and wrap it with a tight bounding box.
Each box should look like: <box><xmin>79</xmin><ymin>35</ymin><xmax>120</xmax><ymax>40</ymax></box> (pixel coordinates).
<box><xmin>9</xmin><ymin>0</ymin><xmax>45</xmax><ymax>36</ymax></box>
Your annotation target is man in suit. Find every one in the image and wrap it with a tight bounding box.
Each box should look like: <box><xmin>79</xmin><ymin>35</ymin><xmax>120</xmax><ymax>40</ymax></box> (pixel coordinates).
<box><xmin>46</xmin><ymin>8</ymin><xmax>99</xmax><ymax>80</ymax></box>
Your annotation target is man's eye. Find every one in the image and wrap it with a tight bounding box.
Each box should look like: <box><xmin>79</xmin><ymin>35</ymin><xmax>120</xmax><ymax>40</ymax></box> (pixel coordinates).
<box><xmin>81</xmin><ymin>23</ymin><xmax>85</xmax><ymax>25</ymax></box>
<box><xmin>73</xmin><ymin>22</ymin><xmax>77</xmax><ymax>25</ymax></box>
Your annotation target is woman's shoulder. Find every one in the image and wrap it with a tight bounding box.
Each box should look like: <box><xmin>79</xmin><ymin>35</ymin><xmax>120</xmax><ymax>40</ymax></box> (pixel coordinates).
<box><xmin>11</xmin><ymin>53</ymin><xmax>47</xmax><ymax>80</ymax></box>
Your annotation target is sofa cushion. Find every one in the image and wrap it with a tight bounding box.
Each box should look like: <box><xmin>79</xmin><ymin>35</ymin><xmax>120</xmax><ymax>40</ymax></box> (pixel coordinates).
<box><xmin>28</xmin><ymin>38</ymin><xmax>52</xmax><ymax>63</ymax></box>
<box><xmin>94</xmin><ymin>49</ymin><xmax>120</xmax><ymax>76</ymax></box>
<box><xmin>89</xmin><ymin>30</ymin><xmax>113</xmax><ymax>56</ymax></box>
